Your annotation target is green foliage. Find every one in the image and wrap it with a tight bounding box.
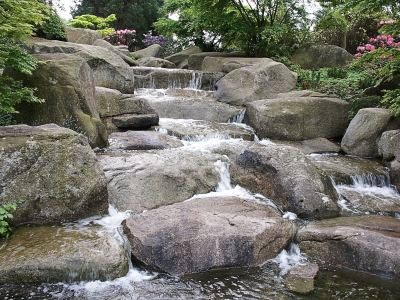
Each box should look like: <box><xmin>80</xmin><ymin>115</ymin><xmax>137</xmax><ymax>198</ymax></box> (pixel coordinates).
<box><xmin>0</xmin><ymin>0</ymin><xmax>50</xmax><ymax>40</ymax></box>
<box><xmin>349</xmin><ymin>96</ymin><xmax>382</xmax><ymax>119</ymax></box>
<box><xmin>71</xmin><ymin>0</ymin><xmax>163</xmax><ymax>45</ymax></box>
<box><xmin>37</xmin><ymin>9</ymin><xmax>67</xmax><ymax>40</ymax></box>
<box><xmin>155</xmin><ymin>0</ymin><xmax>311</xmax><ymax>57</ymax></box>
<box><xmin>0</xmin><ymin>39</ymin><xmax>45</xmax><ymax>113</ymax></box>
<box><xmin>326</xmin><ymin>67</ymin><xmax>348</xmax><ymax>79</ymax></box>
<box><xmin>68</xmin><ymin>14</ymin><xmax>117</xmax><ymax>36</ymax></box>
<box><xmin>382</xmin><ymin>88</ymin><xmax>400</xmax><ymax>115</ymax></box>
<box><xmin>0</xmin><ymin>198</ymin><xmax>23</xmax><ymax>238</ymax></box>
<box><xmin>0</xmin><ymin>111</ymin><xmax>17</xmax><ymax>126</ymax></box>
<box><xmin>0</xmin><ymin>0</ymin><xmax>49</xmax><ymax>115</ymax></box>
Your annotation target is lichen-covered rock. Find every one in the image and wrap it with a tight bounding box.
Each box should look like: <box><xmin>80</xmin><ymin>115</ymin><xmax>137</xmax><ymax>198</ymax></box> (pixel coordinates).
<box><xmin>215</xmin><ymin>61</ymin><xmax>297</xmax><ymax>106</ymax></box>
<box><xmin>230</xmin><ymin>144</ymin><xmax>340</xmax><ymax>218</ymax></box>
<box><xmin>244</xmin><ymin>94</ymin><xmax>349</xmax><ymax>141</ymax></box>
<box><xmin>297</xmin><ymin>215</ymin><xmax>400</xmax><ymax>279</ymax></box>
<box><xmin>32</xmin><ymin>40</ymin><xmax>135</xmax><ymax>93</ymax></box>
<box><xmin>130</xmin><ymin>44</ymin><xmax>163</xmax><ymax>59</ymax></box>
<box><xmin>97</xmin><ymin>149</ymin><xmax>221</xmax><ymax>212</ymax></box>
<box><xmin>92</xmin><ymin>39</ymin><xmax>138</xmax><ymax>66</ymax></box>
<box><xmin>341</xmin><ymin>108</ymin><xmax>400</xmax><ymax>157</ymax></box>
<box><xmin>7</xmin><ymin>53</ymin><xmax>107</xmax><ymax>148</ymax></box>
<box><xmin>0</xmin><ymin>225</ymin><xmax>128</xmax><ymax>284</ymax></box>
<box><xmin>137</xmin><ymin>57</ymin><xmax>176</xmax><ymax>68</ymax></box>
<box><xmin>66</xmin><ymin>27</ymin><xmax>102</xmax><ymax>45</ymax></box>
<box><xmin>285</xmin><ymin>264</ymin><xmax>319</xmax><ymax>294</ymax></box>
<box><xmin>202</xmin><ymin>57</ymin><xmax>273</xmax><ymax>73</ymax></box>
<box><xmin>188</xmin><ymin>52</ymin><xmax>246</xmax><ymax>70</ymax></box>
<box><xmin>291</xmin><ymin>43</ymin><xmax>354</xmax><ymax>70</ymax></box>
<box><xmin>0</xmin><ymin>124</ymin><xmax>108</xmax><ymax>226</ymax></box>
<box><xmin>165</xmin><ymin>46</ymin><xmax>202</xmax><ymax>68</ymax></box>
<box><xmin>123</xmin><ymin>197</ymin><xmax>293</xmax><ymax>276</ymax></box>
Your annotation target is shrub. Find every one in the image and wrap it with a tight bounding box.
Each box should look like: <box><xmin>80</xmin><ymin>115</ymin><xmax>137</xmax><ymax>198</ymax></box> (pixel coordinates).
<box><xmin>0</xmin><ymin>198</ymin><xmax>23</xmax><ymax>238</ymax></box>
<box><xmin>143</xmin><ymin>34</ymin><xmax>169</xmax><ymax>48</ymax></box>
<box><xmin>348</xmin><ymin>96</ymin><xmax>382</xmax><ymax>119</ymax></box>
<box><xmin>103</xmin><ymin>29</ymin><xmax>136</xmax><ymax>51</ymax></box>
<box><xmin>37</xmin><ymin>9</ymin><xmax>66</xmax><ymax>40</ymax></box>
<box><xmin>68</xmin><ymin>14</ymin><xmax>116</xmax><ymax>37</ymax></box>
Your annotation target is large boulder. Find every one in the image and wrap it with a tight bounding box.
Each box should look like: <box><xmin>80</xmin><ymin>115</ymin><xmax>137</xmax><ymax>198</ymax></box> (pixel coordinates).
<box><xmin>66</xmin><ymin>27</ymin><xmax>102</xmax><ymax>45</ymax></box>
<box><xmin>32</xmin><ymin>40</ymin><xmax>135</xmax><ymax>93</ymax></box>
<box><xmin>0</xmin><ymin>124</ymin><xmax>108</xmax><ymax>226</ymax></box>
<box><xmin>137</xmin><ymin>57</ymin><xmax>176</xmax><ymax>68</ymax></box>
<box><xmin>97</xmin><ymin>149</ymin><xmax>221</xmax><ymax>212</ymax></box>
<box><xmin>202</xmin><ymin>57</ymin><xmax>273</xmax><ymax>73</ymax></box>
<box><xmin>123</xmin><ymin>197</ymin><xmax>293</xmax><ymax>276</ymax></box>
<box><xmin>165</xmin><ymin>46</ymin><xmax>202</xmax><ymax>69</ymax></box>
<box><xmin>244</xmin><ymin>92</ymin><xmax>349</xmax><ymax>140</ymax></box>
<box><xmin>92</xmin><ymin>39</ymin><xmax>138</xmax><ymax>66</ymax></box>
<box><xmin>0</xmin><ymin>225</ymin><xmax>128</xmax><ymax>284</ymax></box>
<box><xmin>230</xmin><ymin>144</ymin><xmax>340</xmax><ymax>219</ymax></box>
<box><xmin>341</xmin><ymin>108</ymin><xmax>400</xmax><ymax>157</ymax></box>
<box><xmin>297</xmin><ymin>215</ymin><xmax>400</xmax><ymax>279</ymax></box>
<box><xmin>7</xmin><ymin>53</ymin><xmax>107</xmax><ymax>148</ymax></box>
<box><xmin>137</xmin><ymin>89</ymin><xmax>243</xmax><ymax>123</ymax></box>
<box><xmin>130</xmin><ymin>44</ymin><xmax>163</xmax><ymax>59</ymax></box>
<box><xmin>291</xmin><ymin>43</ymin><xmax>354</xmax><ymax>70</ymax></box>
<box><xmin>214</xmin><ymin>61</ymin><xmax>298</xmax><ymax>106</ymax></box>
<box><xmin>188</xmin><ymin>52</ymin><xmax>246</xmax><ymax>70</ymax></box>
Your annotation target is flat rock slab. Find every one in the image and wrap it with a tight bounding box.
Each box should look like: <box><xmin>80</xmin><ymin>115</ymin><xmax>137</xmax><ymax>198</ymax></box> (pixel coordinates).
<box><xmin>0</xmin><ymin>225</ymin><xmax>128</xmax><ymax>284</ymax></box>
<box><xmin>156</xmin><ymin>118</ymin><xmax>255</xmax><ymax>141</ymax></box>
<box><xmin>97</xmin><ymin>149</ymin><xmax>221</xmax><ymax>212</ymax></box>
<box><xmin>123</xmin><ymin>197</ymin><xmax>293</xmax><ymax>276</ymax></box>
<box><xmin>136</xmin><ymin>88</ymin><xmax>243</xmax><ymax>123</ymax></box>
<box><xmin>112</xmin><ymin>113</ymin><xmax>159</xmax><ymax>128</ymax></box>
<box><xmin>308</xmin><ymin>154</ymin><xmax>387</xmax><ymax>185</ymax></box>
<box><xmin>108</xmin><ymin>130</ymin><xmax>183</xmax><ymax>150</ymax></box>
<box><xmin>277</xmin><ymin>138</ymin><xmax>341</xmax><ymax>155</ymax></box>
<box><xmin>296</xmin><ymin>215</ymin><xmax>400</xmax><ymax>279</ymax></box>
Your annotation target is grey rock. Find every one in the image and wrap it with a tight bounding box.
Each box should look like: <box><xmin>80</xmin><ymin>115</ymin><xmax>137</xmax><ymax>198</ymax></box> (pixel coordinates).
<box><xmin>230</xmin><ymin>144</ymin><xmax>340</xmax><ymax>218</ymax></box>
<box><xmin>66</xmin><ymin>27</ymin><xmax>102</xmax><ymax>45</ymax></box>
<box><xmin>0</xmin><ymin>124</ymin><xmax>108</xmax><ymax>226</ymax></box>
<box><xmin>92</xmin><ymin>39</ymin><xmax>138</xmax><ymax>66</ymax></box>
<box><xmin>108</xmin><ymin>130</ymin><xmax>183</xmax><ymax>150</ymax></box>
<box><xmin>244</xmin><ymin>95</ymin><xmax>349</xmax><ymax>141</ymax></box>
<box><xmin>291</xmin><ymin>43</ymin><xmax>355</xmax><ymax>70</ymax></box>
<box><xmin>156</xmin><ymin>118</ymin><xmax>255</xmax><ymax>141</ymax></box>
<box><xmin>130</xmin><ymin>44</ymin><xmax>163</xmax><ymax>59</ymax></box>
<box><xmin>188</xmin><ymin>52</ymin><xmax>246</xmax><ymax>70</ymax></box>
<box><xmin>215</xmin><ymin>61</ymin><xmax>298</xmax><ymax>106</ymax></box>
<box><xmin>123</xmin><ymin>197</ymin><xmax>293</xmax><ymax>276</ymax></box>
<box><xmin>165</xmin><ymin>46</ymin><xmax>202</xmax><ymax>67</ymax></box>
<box><xmin>137</xmin><ymin>57</ymin><xmax>176</xmax><ymax>68</ymax></box>
<box><xmin>0</xmin><ymin>225</ymin><xmax>128</xmax><ymax>284</ymax></box>
<box><xmin>202</xmin><ymin>57</ymin><xmax>273</xmax><ymax>73</ymax></box>
<box><xmin>278</xmin><ymin>138</ymin><xmax>341</xmax><ymax>155</ymax></box>
<box><xmin>97</xmin><ymin>149</ymin><xmax>221</xmax><ymax>212</ymax></box>
<box><xmin>341</xmin><ymin>108</ymin><xmax>400</xmax><ymax>157</ymax></box>
<box><xmin>112</xmin><ymin>113</ymin><xmax>159</xmax><ymax>129</ymax></box>
<box><xmin>285</xmin><ymin>263</ymin><xmax>319</xmax><ymax>294</ymax></box>
<box><xmin>7</xmin><ymin>53</ymin><xmax>107</xmax><ymax>148</ymax></box>
<box><xmin>32</xmin><ymin>40</ymin><xmax>135</xmax><ymax>93</ymax></box>
<box><xmin>137</xmin><ymin>89</ymin><xmax>243</xmax><ymax>123</ymax></box>
<box><xmin>379</xmin><ymin>129</ymin><xmax>400</xmax><ymax>161</ymax></box>
<box><xmin>297</xmin><ymin>215</ymin><xmax>400</xmax><ymax>279</ymax></box>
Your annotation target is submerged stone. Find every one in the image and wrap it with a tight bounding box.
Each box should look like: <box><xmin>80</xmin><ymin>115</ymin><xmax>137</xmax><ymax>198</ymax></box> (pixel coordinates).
<box><xmin>0</xmin><ymin>225</ymin><xmax>129</xmax><ymax>284</ymax></box>
<box><xmin>285</xmin><ymin>263</ymin><xmax>319</xmax><ymax>294</ymax></box>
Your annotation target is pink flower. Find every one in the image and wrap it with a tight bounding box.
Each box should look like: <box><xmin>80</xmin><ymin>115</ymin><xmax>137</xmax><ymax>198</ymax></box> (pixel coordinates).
<box><xmin>389</xmin><ymin>56</ymin><xmax>394</xmax><ymax>60</ymax></box>
<box><xmin>365</xmin><ymin>44</ymin><xmax>375</xmax><ymax>51</ymax></box>
<box><xmin>357</xmin><ymin>46</ymin><xmax>366</xmax><ymax>52</ymax></box>
<box><xmin>382</xmin><ymin>55</ymin><xmax>386</xmax><ymax>59</ymax></box>
<box><xmin>369</xmin><ymin>37</ymin><xmax>375</xmax><ymax>43</ymax></box>
<box><xmin>355</xmin><ymin>53</ymin><xmax>362</xmax><ymax>58</ymax></box>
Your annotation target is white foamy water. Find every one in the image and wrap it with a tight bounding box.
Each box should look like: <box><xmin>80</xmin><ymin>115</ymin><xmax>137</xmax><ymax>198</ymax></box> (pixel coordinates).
<box><xmin>270</xmin><ymin>243</ymin><xmax>308</xmax><ymax>276</ymax></box>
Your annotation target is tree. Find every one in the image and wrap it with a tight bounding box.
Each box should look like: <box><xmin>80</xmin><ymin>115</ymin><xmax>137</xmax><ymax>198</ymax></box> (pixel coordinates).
<box><xmin>71</xmin><ymin>0</ymin><xmax>164</xmax><ymax>45</ymax></box>
<box><xmin>155</xmin><ymin>0</ymin><xmax>311</xmax><ymax>57</ymax></box>
<box><xmin>0</xmin><ymin>0</ymin><xmax>49</xmax><ymax>114</ymax></box>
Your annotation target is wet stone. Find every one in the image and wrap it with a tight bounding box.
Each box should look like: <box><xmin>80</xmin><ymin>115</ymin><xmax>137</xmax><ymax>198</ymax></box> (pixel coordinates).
<box><xmin>0</xmin><ymin>225</ymin><xmax>129</xmax><ymax>284</ymax></box>
<box><xmin>284</xmin><ymin>263</ymin><xmax>319</xmax><ymax>294</ymax></box>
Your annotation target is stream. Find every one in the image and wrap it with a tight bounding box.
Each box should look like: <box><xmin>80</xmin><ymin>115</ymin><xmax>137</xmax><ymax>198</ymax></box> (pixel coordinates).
<box><xmin>1</xmin><ymin>83</ymin><xmax>400</xmax><ymax>299</ymax></box>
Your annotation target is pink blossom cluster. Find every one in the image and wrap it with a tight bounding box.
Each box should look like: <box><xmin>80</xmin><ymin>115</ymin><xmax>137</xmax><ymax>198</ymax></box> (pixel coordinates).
<box><xmin>377</xmin><ymin>20</ymin><xmax>394</xmax><ymax>28</ymax></box>
<box><xmin>355</xmin><ymin>21</ymin><xmax>400</xmax><ymax>59</ymax></box>
<box><xmin>103</xmin><ymin>29</ymin><xmax>136</xmax><ymax>50</ymax></box>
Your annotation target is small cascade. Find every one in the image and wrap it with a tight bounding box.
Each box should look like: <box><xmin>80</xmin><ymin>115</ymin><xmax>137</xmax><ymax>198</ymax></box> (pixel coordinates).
<box><xmin>350</xmin><ymin>173</ymin><xmax>396</xmax><ymax>190</ymax></box>
<box><xmin>214</xmin><ymin>159</ymin><xmax>233</xmax><ymax>192</ymax></box>
<box><xmin>228</xmin><ymin>109</ymin><xmax>246</xmax><ymax>123</ymax></box>
<box><xmin>270</xmin><ymin>243</ymin><xmax>308</xmax><ymax>276</ymax></box>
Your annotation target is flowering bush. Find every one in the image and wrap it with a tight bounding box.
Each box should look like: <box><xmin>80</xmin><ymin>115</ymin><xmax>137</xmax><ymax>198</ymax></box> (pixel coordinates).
<box><xmin>103</xmin><ymin>29</ymin><xmax>136</xmax><ymax>51</ymax></box>
<box><xmin>142</xmin><ymin>34</ymin><xmax>169</xmax><ymax>48</ymax></box>
<box><xmin>352</xmin><ymin>20</ymin><xmax>400</xmax><ymax>115</ymax></box>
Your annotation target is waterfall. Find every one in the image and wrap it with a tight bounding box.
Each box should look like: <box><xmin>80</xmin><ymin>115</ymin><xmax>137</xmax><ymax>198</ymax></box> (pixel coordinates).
<box><xmin>350</xmin><ymin>173</ymin><xmax>396</xmax><ymax>190</ymax></box>
<box><xmin>228</xmin><ymin>109</ymin><xmax>246</xmax><ymax>123</ymax></box>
